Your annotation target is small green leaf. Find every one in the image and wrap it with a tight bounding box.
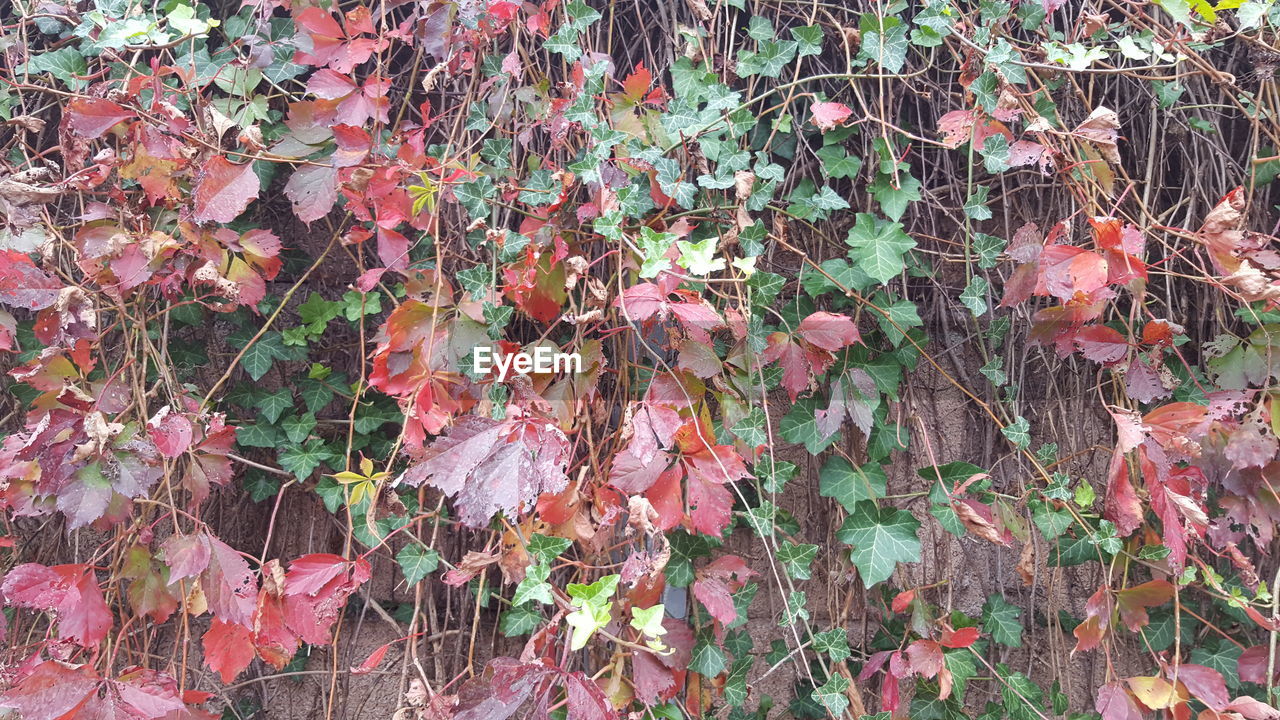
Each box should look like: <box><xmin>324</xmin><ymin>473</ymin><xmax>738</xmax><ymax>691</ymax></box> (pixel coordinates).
<box><xmin>777</xmin><ymin>541</ymin><xmax>818</xmax><ymax>580</ymax></box>
<box><xmin>982</xmin><ymin>594</ymin><xmax>1024</xmax><ymax>648</ymax></box>
<box><xmin>396</xmin><ymin>544</ymin><xmax>439</xmax><ymax>586</ymax></box>
<box><xmin>812</xmin><ymin>673</ymin><xmax>851</xmax><ymax>716</ymax></box>
<box><xmin>1001</xmin><ymin>416</ymin><xmax>1032</xmax><ymax>449</ymax></box>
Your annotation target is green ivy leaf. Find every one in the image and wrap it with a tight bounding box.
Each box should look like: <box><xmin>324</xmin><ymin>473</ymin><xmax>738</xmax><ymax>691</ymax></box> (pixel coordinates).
<box><xmin>396</xmin><ymin>544</ymin><xmax>439</xmax><ymax>586</ymax></box>
<box><xmin>819</xmin><ymin>456</ymin><xmax>887</xmax><ymax>510</ymax></box>
<box><xmin>869</xmin><ymin>172</ymin><xmax>922</xmax><ymax>221</ymax></box>
<box><xmin>845</xmin><ymin>214</ymin><xmax>917</xmax><ymax>284</ymax></box>
<box><xmin>982</xmin><ymin>594</ymin><xmax>1024</xmax><ymax>648</ymax></box>
<box><xmin>757</xmin><ymin>455</ymin><xmax>798</xmax><ymax>493</ymax></box>
<box><xmin>779</xmin><ymin>396</ymin><xmax>840</xmax><ymax>454</ymax></box>
<box><xmin>960</xmin><ymin>275</ymin><xmax>990</xmax><ymax>317</ymax></box>
<box><xmin>730</xmin><ymin>406</ymin><xmax>768</xmax><ymax>447</ymax></box>
<box><xmin>278</xmin><ymin>439</ymin><xmax>336</xmax><ymax>480</ymax></box>
<box><xmin>812</xmin><ymin>628</ymin><xmax>851</xmax><ymax>663</ymax></box>
<box><xmin>501</xmin><ymin>604</ymin><xmax>542</xmax><ymax>637</ymax></box>
<box><xmin>1002</xmin><ymin>416</ymin><xmax>1032</xmax><ymax>449</ymax></box>
<box><xmin>526</xmin><ymin>534</ymin><xmax>572</xmax><ymax>564</ymax></box>
<box><xmin>835</xmin><ymin>501</ymin><xmax>921</xmax><ymax>586</ymax></box>
<box><xmin>280</xmin><ymin>412</ymin><xmax>317</xmax><ymax>444</ymax></box>
<box><xmin>513</xmin><ymin>562</ymin><xmax>554</xmax><ymax>606</ymax></box>
<box><xmin>777</xmin><ymin>541</ymin><xmax>818</xmax><ymax>580</ymax></box>
<box><xmin>690</xmin><ymin>638</ymin><xmax>728</xmax><ymax>677</ymax></box>
<box><xmin>812</xmin><ymin>674</ymin><xmax>851</xmax><ymax>715</ymax></box>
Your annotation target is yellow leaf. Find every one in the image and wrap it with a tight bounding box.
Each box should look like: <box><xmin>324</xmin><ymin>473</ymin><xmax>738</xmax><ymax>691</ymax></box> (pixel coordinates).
<box><xmin>331</xmin><ymin>471</ymin><xmax>366</xmax><ymax>484</ymax></box>
<box><xmin>1127</xmin><ymin>676</ymin><xmax>1187</xmax><ymax>709</ymax></box>
<box><xmin>359</xmin><ymin>456</ymin><xmax>374</xmax><ymax>476</ymax></box>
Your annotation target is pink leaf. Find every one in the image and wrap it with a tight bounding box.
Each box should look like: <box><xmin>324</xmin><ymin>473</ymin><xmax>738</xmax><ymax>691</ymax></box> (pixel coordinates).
<box><xmin>797</xmin><ymin>311</ymin><xmax>861</xmax><ymax>351</ymax></box>
<box><xmin>285</xmin><ymin>164</ymin><xmax>339</xmax><ymax>224</ymax></box>
<box><xmin>810</xmin><ymin>102</ymin><xmax>853</xmax><ymax>132</ymax></box>
<box><xmin>0</xmin><ymin>661</ymin><xmax>99</xmax><ymax>720</ymax></box>
<box><xmin>192</xmin><ymin>156</ymin><xmax>259</xmax><ymax>224</ymax></box>
<box><xmin>1096</xmin><ymin>682</ymin><xmax>1142</xmax><ymax>720</ymax></box>
<box><xmin>148</xmin><ymin>407</ymin><xmax>193</xmax><ymax>458</ymax></box>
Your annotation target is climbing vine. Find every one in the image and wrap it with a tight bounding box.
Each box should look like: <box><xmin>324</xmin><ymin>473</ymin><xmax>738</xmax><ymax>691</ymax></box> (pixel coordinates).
<box><xmin>1</xmin><ymin>0</ymin><xmax>1280</xmax><ymax>719</ymax></box>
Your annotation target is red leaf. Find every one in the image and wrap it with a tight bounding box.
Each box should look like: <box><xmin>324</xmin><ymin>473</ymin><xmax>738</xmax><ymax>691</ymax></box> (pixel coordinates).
<box><xmin>351</xmin><ymin>642</ymin><xmax>392</xmax><ymax>674</ymax></box>
<box><xmin>797</xmin><ymin>311</ymin><xmax>862</xmax><ymax>351</ymax></box>
<box><xmin>398</xmin><ymin>416</ymin><xmax>570</xmax><ymax>527</ymax></box>
<box><xmin>905</xmin><ymin>639</ymin><xmax>944</xmax><ymax>678</ymax></box>
<box><xmin>1116</xmin><ymin>580</ymin><xmax>1173</xmax><ymax>632</ymax></box>
<box><xmin>810</xmin><ymin>102</ymin><xmax>853</xmax><ymax>132</ymax></box>
<box><xmin>1226</xmin><ymin>696</ymin><xmax>1280</xmax><ymax>720</ymax></box>
<box><xmin>1075</xmin><ymin>325</ymin><xmax>1129</xmax><ymax>364</ymax></box>
<box><xmin>1174</xmin><ymin>664</ymin><xmax>1228</xmax><ymax>711</ymax></box>
<box><xmin>940</xmin><ymin>626</ymin><xmax>979</xmax><ymax>649</ymax></box>
<box><xmin>1096</xmin><ymin>682</ymin><xmax>1143</xmax><ymax>720</ymax></box>
<box><xmin>1239</xmin><ymin>645</ymin><xmax>1272</xmax><ymax>685</ymax></box>
<box><xmin>0</xmin><ymin>249</ymin><xmax>61</xmax><ymax>311</ymax></box>
<box><xmin>632</xmin><ymin>651</ymin><xmax>675</xmax><ymax>705</ymax></box>
<box><xmin>619</xmin><ymin>62</ymin><xmax>653</xmax><ymax>105</ymax></box>
<box><xmin>112</xmin><ymin>668</ymin><xmax>187</xmax><ymax>718</ymax></box>
<box><xmin>161</xmin><ymin>533</ymin><xmax>211</xmax><ymax>582</ymax></box>
<box><xmin>763</xmin><ymin>333</ymin><xmax>812</xmax><ymax>400</ymax></box>
<box><xmin>937</xmin><ymin>110</ymin><xmax>979</xmax><ymax>148</ymax></box>
<box><xmin>564</xmin><ymin>671</ymin><xmax>615</xmax><ymax>720</ymax></box>
<box><xmin>192</xmin><ymin>156</ymin><xmax>259</xmax><ymax>224</ymax></box>
<box><xmin>0</xmin><ymin>661</ymin><xmax>98</xmax><ymax>720</ymax></box>
<box><xmin>203</xmin><ymin>618</ymin><xmax>256</xmax><ymax>683</ymax></box>
<box><xmin>1074</xmin><ymin>586</ymin><xmax>1111</xmax><ymax>653</ymax></box>
<box><xmin>891</xmin><ymin>589</ymin><xmax>915</xmax><ymax>613</ymax></box>
<box><xmin>687</xmin><ymin>467</ymin><xmax>734</xmax><ymax>537</ymax></box>
<box><xmin>1125</xmin><ymin>356</ymin><xmax>1172</xmax><ymax>404</ymax></box>
<box><xmin>66</xmin><ymin>98</ymin><xmax>134</xmax><ymax>138</ymax></box>
<box><xmin>285</xmin><ymin>164</ymin><xmax>339</xmax><ymax>224</ymax></box>
<box><xmin>1040</xmin><ymin>246</ymin><xmax>1108</xmax><ymax>301</ymax></box>
<box><xmin>618</xmin><ymin>283</ymin><xmax>666</xmax><ymax>321</ymax></box>
<box><xmin>609</xmin><ymin>448</ymin><xmax>671</xmax><ymax>494</ymax></box>
<box><xmin>376</xmin><ymin>227</ymin><xmax>410</xmax><ymax>271</ymax></box>
<box><xmin>1103</xmin><ymin>449</ymin><xmax>1143</xmax><ymax>536</ymax></box>
<box><xmin>148</xmin><ymin>407</ymin><xmax>193</xmax><ymax>458</ymax></box>
<box><xmin>201</xmin><ymin>536</ymin><xmax>257</xmax><ymax>625</ymax></box>
<box><xmin>692</xmin><ymin>557</ymin><xmax>748</xmax><ymax>625</ymax></box>
<box><xmin>284</xmin><ymin>554</ymin><xmax>350</xmax><ymax>596</ymax></box>
<box><xmin>1</xmin><ymin>563</ymin><xmax>112</xmax><ymax>646</ymax></box>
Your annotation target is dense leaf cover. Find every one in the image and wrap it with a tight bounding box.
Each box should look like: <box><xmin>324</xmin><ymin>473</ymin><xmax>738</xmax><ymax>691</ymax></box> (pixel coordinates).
<box><xmin>1</xmin><ymin>0</ymin><xmax>1280</xmax><ymax>718</ymax></box>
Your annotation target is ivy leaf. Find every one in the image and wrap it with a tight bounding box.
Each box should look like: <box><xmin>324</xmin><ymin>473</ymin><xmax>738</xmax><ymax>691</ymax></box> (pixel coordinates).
<box><xmin>757</xmin><ymin>455</ymin><xmax>797</xmax><ymax>493</ymax></box>
<box><xmin>869</xmin><ymin>172</ymin><xmax>921</xmax><ymax>221</ymax></box>
<box><xmin>689</xmin><ymin>638</ymin><xmax>728</xmax><ymax>677</ymax></box>
<box><xmin>730</xmin><ymin>406</ymin><xmax>768</xmax><ymax>447</ymax></box>
<box><xmin>254</xmin><ymin>389</ymin><xmax>293</xmax><ymax>424</ymax></box>
<box><xmin>238</xmin><ymin>331</ymin><xmax>288</xmax><ymax>381</ymax></box>
<box><xmin>501</xmin><ymin>605</ymin><xmax>542</xmax><ymax>637</ymax></box>
<box><xmin>280</xmin><ymin>412</ymin><xmax>317</xmax><ymax>444</ymax></box>
<box><xmin>845</xmin><ymin>213</ymin><xmax>917</xmax><ymax>284</ymax></box>
<box><xmin>777</xmin><ymin>541</ymin><xmax>818</xmax><ymax>580</ymax></box>
<box><xmin>964</xmin><ymin>185</ymin><xmax>994</xmax><ymax>220</ymax></box>
<box><xmin>513</xmin><ymin>563</ymin><xmax>554</xmax><ymax>606</ymax></box>
<box><xmin>812</xmin><ymin>674</ymin><xmax>851</xmax><ymax>715</ymax></box>
<box><xmin>812</xmin><ymin>628</ymin><xmax>851</xmax><ymax>663</ymax></box>
<box><xmin>860</xmin><ymin>14</ymin><xmax>908</xmax><ymax>73</ymax></box>
<box><xmin>396</xmin><ymin>544</ymin><xmax>439</xmax><ymax>586</ymax></box>
<box><xmin>278</xmin><ymin>439</ymin><xmax>336</xmax><ymax>480</ymax></box>
<box><xmin>1002</xmin><ymin>416</ymin><xmax>1032</xmax><ymax>449</ymax></box>
<box><xmin>835</xmin><ymin>501</ymin><xmax>921</xmax><ymax>586</ymax></box>
<box><xmin>820</xmin><ymin>456</ymin><xmax>887</xmax><ymax>510</ymax></box>
<box><xmin>526</xmin><ymin>534</ymin><xmax>572</xmax><ymax>564</ymax></box>
<box><xmin>982</xmin><ymin>594</ymin><xmax>1024</xmax><ymax>648</ymax></box>
<box><xmin>780</xmin><ymin>396</ymin><xmax>841</xmax><ymax>454</ymax></box>
<box><xmin>676</xmin><ymin>237</ymin><xmax>726</xmax><ymax>275</ymax></box>
<box><xmin>960</xmin><ymin>275</ymin><xmax>990</xmax><ymax>317</ymax></box>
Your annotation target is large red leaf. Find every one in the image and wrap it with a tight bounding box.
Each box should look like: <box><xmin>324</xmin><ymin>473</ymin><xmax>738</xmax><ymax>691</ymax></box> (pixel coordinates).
<box><xmin>0</xmin><ymin>250</ymin><xmax>61</xmax><ymax>311</ymax></box>
<box><xmin>66</xmin><ymin>98</ymin><xmax>134</xmax><ymax>138</ymax></box>
<box><xmin>1096</xmin><ymin>682</ymin><xmax>1143</xmax><ymax>720</ymax></box>
<box><xmin>201</xmin><ymin>536</ymin><xmax>257</xmax><ymax>625</ymax></box>
<box><xmin>202</xmin><ymin>618</ymin><xmax>255</xmax><ymax>683</ymax></box>
<box><xmin>0</xmin><ymin>661</ymin><xmax>98</xmax><ymax>720</ymax></box>
<box><xmin>399</xmin><ymin>416</ymin><xmax>570</xmax><ymax>527</ymax></box>
<box><xmin>192</xmin><ymin>156</ymin><xmax>259</xmax><ymax>224</ymax></box>
<box><xmin>1</xmin><ymin>563</ymin><xmax>112</xmax><ymax>646</ymax></box>
<box><xmin>797</xmin><ymin>311</ymin><xmax>862</xmax><ymax>351</ymax></box>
